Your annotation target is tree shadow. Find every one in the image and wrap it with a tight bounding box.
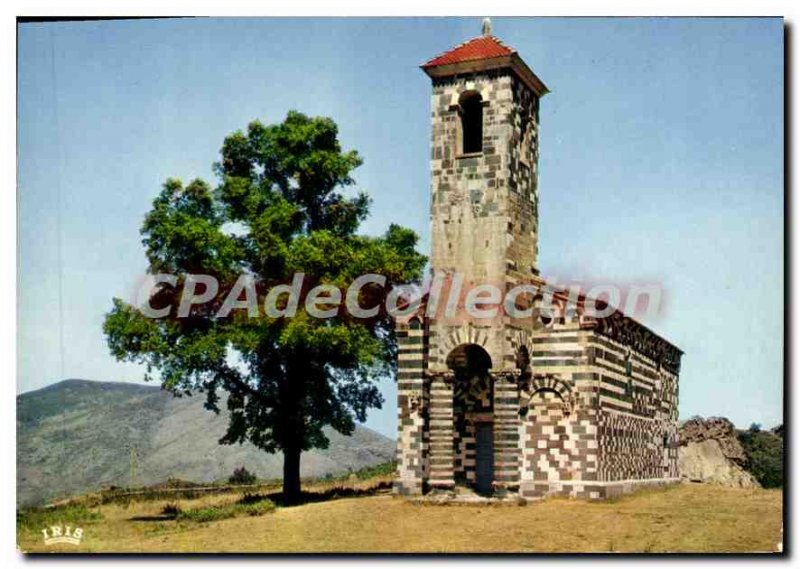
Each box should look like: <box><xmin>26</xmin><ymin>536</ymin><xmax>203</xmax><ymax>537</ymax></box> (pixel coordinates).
<box><xmin>262</xmin><ymin>480</ymin><xmax>392</xmax><ymax>507</ymax></box>
<box><xmin>125</xmin><ymin>479</ymin><xmax>392</xmax><ymax>521</ymax></box>
<box><xmin>128</xmin><ymin>514</ymin><xmax>176</xmax><ymax>522</ymax></box>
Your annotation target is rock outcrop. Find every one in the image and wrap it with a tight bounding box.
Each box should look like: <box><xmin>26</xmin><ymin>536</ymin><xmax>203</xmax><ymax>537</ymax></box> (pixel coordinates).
<box><xmin>678</xmin><ymin>417</ymin><xmax>759</xmax><ymax>488</ymax></box>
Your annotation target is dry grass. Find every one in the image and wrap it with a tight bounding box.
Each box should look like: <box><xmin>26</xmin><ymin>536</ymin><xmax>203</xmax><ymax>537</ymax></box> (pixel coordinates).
<box><xmin>18</xmin><ymin>482</ymin><xmax>782</xmax><ymax>554</ymax></box>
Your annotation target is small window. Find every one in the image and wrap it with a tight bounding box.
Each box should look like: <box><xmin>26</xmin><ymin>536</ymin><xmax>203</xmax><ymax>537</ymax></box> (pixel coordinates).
<box><xmin>515</xmin><ymin>346</ymin><xmax>530</xmax><ymax>371</ymax></box>
<box><xmin>459</xmin><ymin>91</ymin><xmax>483</xmax><ymax>154</ymax></box>
<box><xmin>520</xmin><ymin>119</ymin><xmax>534</xmax><ymax>167</ymax></box>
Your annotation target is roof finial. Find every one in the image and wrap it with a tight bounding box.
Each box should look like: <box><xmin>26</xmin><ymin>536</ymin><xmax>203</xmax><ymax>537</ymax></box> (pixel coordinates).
<box><xmin>481</xmin><ymin>17</ymin><xmax>492</xmax><ymax>37</ymax></box>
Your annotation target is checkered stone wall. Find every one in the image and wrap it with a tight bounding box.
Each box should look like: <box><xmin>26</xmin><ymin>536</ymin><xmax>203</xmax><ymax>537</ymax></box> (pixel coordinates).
<box><xmin>393</xmin><ymin>313</ymin><xmax>682</xmax><ymax>499</ymax></box>
<box><xmin>587</xmin><ymin>325</ymin><xmax>681</xmax><ymax>496</ymax></box>
<box><xmin>393</xmin><ymin>319</ymin><xmax>429</xmax><ymax>495</ymax></box>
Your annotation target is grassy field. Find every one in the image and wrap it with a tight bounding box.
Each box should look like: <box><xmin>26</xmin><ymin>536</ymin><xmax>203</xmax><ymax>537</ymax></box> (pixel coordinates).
<box><xmin>18</xmin><ymin>479</ymin><xmax>782</xmax><ymax>554</ymax></box>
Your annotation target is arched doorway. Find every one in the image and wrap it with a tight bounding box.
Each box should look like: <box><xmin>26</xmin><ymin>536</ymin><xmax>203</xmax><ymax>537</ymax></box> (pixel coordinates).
<box><xmin>446</xmin><ymin>343</ymin><xmax>494</xmax><ymax>494</ymax></box>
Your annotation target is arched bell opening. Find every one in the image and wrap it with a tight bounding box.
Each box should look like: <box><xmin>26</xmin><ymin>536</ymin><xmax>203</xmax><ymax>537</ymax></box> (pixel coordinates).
<box><xmin>458</xmin><ymin>90</ymin><xmax>484</xmax><ymax>154</ymax></box>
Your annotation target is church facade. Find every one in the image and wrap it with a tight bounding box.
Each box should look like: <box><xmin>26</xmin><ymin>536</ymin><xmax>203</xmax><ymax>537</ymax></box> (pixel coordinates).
<box><xmin>393</xmin><ymin>25</ymin><xmax>683</xmax><ymax>500</ymax></box>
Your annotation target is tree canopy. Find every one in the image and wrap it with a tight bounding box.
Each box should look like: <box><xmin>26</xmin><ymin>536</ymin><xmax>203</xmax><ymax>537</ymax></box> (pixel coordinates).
<box><xmin>104</xmin><ymin>111</ymin><xmax>426</xmax><ymax>501</ymax></box>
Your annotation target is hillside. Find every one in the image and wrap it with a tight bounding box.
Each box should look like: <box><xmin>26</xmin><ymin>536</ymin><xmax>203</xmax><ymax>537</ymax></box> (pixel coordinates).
<box><xmin>17</xmin><ymin>379</ymin><xmax>395</xmax><ymax>506</ymax></box>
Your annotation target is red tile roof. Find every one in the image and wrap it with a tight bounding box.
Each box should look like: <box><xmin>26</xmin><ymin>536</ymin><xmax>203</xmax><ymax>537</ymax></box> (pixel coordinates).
<box><xmin>422</xmin><ymin>35</ymin><xmax>515</xmax><ymax>69</ymax></box>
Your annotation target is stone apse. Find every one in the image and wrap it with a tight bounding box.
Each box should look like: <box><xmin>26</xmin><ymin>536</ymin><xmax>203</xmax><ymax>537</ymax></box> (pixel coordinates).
<box><xmin>393</xmin><ymin>25</ymin><xmax>683</xmax><ymax>500</ymax></box>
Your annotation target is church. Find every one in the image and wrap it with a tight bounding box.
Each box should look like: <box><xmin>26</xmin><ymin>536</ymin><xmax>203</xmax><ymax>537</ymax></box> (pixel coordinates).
<box><xmin>393</xmin><ymin>22</ymin><xmax>683</xmax><ymax>500</ymax></box>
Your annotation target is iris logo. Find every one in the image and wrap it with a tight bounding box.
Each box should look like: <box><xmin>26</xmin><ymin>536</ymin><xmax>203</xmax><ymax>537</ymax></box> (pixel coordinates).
<box><xmin>41</xmin><ymin>525</ymin><xmax>83</xmax><ymax>546</ymax></box>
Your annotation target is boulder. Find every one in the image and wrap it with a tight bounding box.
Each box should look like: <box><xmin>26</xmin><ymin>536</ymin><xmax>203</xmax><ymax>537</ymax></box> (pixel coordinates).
<box><xmin>678</xmin><ymin>417</ymin><xmax>759</xmax><ymax>488</ymax></box>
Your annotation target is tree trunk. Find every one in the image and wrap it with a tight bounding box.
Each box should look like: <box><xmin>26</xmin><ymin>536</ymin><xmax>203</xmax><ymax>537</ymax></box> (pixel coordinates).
<box><xmin>282</xmin><ymin>445</ymin><xmax>302</xmax><ymax>504</ymax></box>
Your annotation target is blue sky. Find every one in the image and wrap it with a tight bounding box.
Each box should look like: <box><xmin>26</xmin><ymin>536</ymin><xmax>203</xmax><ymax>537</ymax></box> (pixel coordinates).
<box><xmin>18</xmin><ymin>18</ymin><xmax>783</xmax><ymax>436</ymax></box>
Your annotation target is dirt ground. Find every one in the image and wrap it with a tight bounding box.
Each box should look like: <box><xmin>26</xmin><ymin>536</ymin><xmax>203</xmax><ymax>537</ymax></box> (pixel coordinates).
<box><xmin>18</xmin><ymin>483</ymin><xmax>783</xmax><ymax>554</ymax></box>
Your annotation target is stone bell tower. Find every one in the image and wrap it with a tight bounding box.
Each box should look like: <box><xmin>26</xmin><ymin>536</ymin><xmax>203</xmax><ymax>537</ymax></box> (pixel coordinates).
<box><xmin>418</xmin><ymin>22</ymin><xmax>549</xmax><ymax>493</ymax></box>
<box><xmin>394</xmin><ymin>21</ymin><xmax>550</xmax><ymax>496</ymax></box>
<box><xmin>421</xmin><ymin>21</ymin><xmax>549</xmax><ymax>373</ymax></box>
<box><xmin>423</xmin><ymin>22</ymin><xmax>548</xmax><ymax>290</ymax></box>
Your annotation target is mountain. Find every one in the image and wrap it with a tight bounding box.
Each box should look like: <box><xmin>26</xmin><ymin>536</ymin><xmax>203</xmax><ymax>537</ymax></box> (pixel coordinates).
<box><xmin>17</xmin><ymin>379</ymin><xmax>396</xmax><ymax>507</ymax></box>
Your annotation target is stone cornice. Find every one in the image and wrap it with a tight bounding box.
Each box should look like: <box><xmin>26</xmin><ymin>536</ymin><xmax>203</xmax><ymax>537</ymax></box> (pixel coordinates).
<box><xmin>583</xmin><ymin>311</ymin><xmax>683</xmax><ymax>374</ymax></box>
<box><xmin>423</xmin><ymin>54</ymin><xmax>549</xmax><ymax>98</ymax></box>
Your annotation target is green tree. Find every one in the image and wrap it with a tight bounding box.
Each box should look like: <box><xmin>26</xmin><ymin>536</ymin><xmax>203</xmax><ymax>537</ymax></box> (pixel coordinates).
<box><xmin>103</xmin><ymin>112</ymin><xmax>426</xmax><ymax>503</ymax></box>
<box><xmin>738</xmin><ymin>427</ymin><xmax>784</xmax><ymax>489</ymax></box>
<box><xmin>229</xmin><ymin>466</ymin><xmax>257</xmax><ymax>486</ymax></box>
